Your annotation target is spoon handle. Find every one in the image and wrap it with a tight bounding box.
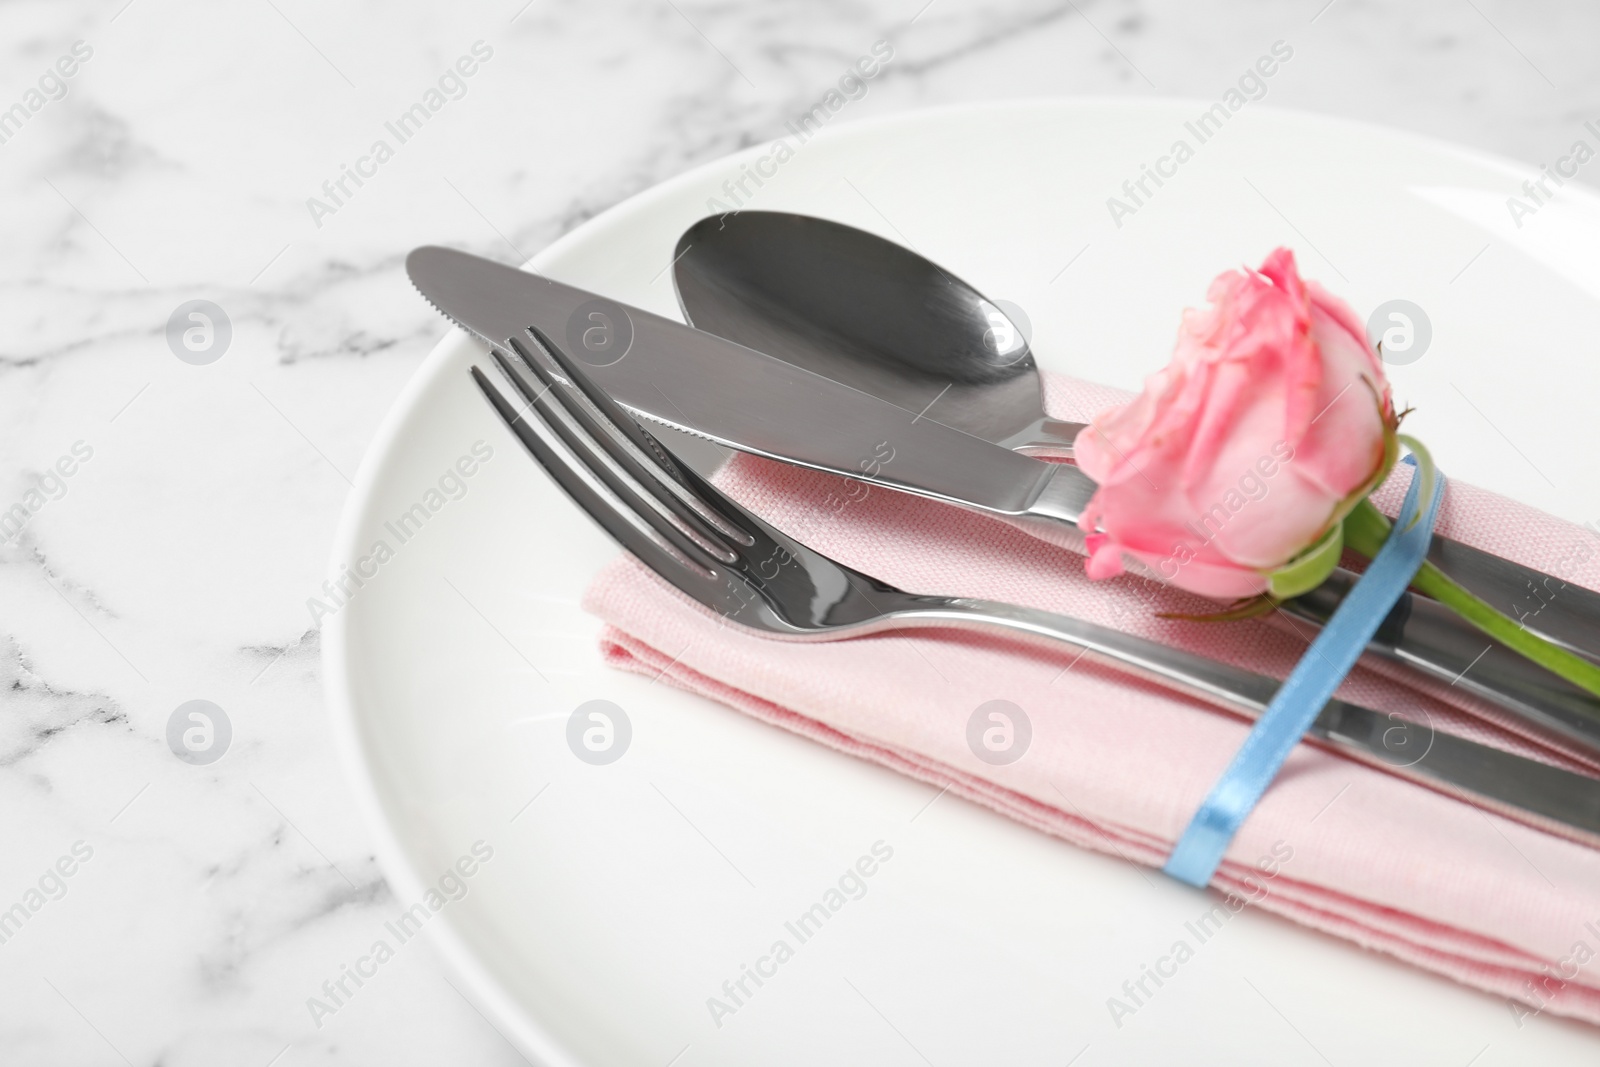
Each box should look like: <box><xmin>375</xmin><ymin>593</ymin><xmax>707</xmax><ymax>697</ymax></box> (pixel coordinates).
<box><xmin>1005</xmin><ymin>417</ymin><xmax>1087</xmax><ymax>456</ymax></box>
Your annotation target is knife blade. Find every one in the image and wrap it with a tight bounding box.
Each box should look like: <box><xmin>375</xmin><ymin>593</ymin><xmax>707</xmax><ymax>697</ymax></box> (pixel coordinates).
<box><xmin>407</xmin><ymin>244</ymin><xmax>1088</xmax><ymax>523</ymax></box>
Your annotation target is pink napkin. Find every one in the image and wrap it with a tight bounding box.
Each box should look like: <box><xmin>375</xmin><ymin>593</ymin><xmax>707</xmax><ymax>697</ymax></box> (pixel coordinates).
<box><xmin>583</xmin><ymin>372</ymin><xmax>1600</xmax><ymax>1026</ymax></box>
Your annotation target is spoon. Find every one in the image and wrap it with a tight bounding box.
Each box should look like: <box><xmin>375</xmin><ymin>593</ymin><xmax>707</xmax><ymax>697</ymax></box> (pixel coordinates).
<box><xmin>671</xmin><ymin>211</ymin><xmax>1084</xmax><ymax>454</ymax></box>
<box><xmin>670</xmin><ymin>210</ymin><xmax>1600</xmax><ymax>664</ymax></box>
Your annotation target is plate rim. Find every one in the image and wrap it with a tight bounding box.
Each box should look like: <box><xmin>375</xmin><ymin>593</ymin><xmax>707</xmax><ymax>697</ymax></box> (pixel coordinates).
<box><xmin>322</xmin><ymin>96</ymin><xmax>1591</xmax><ymax>1063</ymax></box>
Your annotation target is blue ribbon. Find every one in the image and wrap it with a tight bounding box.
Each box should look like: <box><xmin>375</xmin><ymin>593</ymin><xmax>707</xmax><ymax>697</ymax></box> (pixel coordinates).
<box><xmin>1163</xmin><ymin>456</ymin><xmax>1446</xmax><ymax>888</ymax></box>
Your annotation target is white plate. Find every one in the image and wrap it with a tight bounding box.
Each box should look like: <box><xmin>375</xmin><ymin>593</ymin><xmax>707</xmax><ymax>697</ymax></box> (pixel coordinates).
<box><xmin>326</xmin><ymin>101</ymin><xmax>1600</xmax><ymax>1064</ymax></box>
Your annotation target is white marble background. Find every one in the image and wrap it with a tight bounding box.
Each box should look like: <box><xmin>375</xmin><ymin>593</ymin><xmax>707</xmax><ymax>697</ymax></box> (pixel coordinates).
<box><xmin>2</xmin><ymin>0</ymin><xmax>1597</xmax><ymax>1062</ymax></box>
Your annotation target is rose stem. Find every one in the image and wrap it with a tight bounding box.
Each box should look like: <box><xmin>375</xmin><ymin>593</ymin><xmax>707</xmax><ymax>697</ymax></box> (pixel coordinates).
<box><xmin>1343</xmin><ymin>499</ymin><xmax>1600</xmax><ymax>703</ymax></box>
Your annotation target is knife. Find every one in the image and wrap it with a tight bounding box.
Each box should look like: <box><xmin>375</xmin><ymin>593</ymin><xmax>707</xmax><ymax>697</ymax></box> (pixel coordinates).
<box><xmin>407</xmin><ymin>245</ymin><xmax>1600</xmax><ymax>757</ymax></box>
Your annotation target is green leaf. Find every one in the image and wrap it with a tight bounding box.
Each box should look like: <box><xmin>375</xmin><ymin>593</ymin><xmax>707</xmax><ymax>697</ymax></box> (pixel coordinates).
<box><xmin>1395</xmin><ymin>434</ymin><xmax>1437</xmax><ymax>532</ymax></box>
<box><xmin>1267</xmin><ymin>522</ymin><xmax>1344</xmax><ymax>599</ymax></box>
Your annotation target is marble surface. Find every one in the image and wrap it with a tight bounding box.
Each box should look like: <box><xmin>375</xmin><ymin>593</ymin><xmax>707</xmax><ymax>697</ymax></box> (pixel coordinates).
<box><xmin>2</xmin><ymin>0</ymin><xmax>1598</xmax><ymax>1062</ymax></box>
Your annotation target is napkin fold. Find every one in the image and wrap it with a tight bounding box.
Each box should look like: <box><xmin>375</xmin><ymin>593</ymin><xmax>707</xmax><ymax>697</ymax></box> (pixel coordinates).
<box><xmin>583</xmin><ymin>372</ymin><xmax>1600</xmax><ymax>1026</ymax></box>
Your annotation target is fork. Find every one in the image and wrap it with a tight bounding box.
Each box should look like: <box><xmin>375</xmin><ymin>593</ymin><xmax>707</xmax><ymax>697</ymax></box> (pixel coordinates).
<box><xmin>470</xmin><ymin>325</ymin><xmax>1600</xmax><ymax>850</ymax></box>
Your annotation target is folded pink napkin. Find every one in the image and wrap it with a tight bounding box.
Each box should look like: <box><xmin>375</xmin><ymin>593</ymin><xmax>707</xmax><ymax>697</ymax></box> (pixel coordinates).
<box><xmin>583</xmin><ymin>372</ymin><xmax>1600</xmax><ymax>1026</ymax></box>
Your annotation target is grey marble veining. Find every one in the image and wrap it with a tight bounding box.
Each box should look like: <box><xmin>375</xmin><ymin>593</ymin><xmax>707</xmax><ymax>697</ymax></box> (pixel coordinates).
<box><xmin>2</xmin><ymin>0</ymin><xmax>1597</xmax><ymax>1062</ymax></box>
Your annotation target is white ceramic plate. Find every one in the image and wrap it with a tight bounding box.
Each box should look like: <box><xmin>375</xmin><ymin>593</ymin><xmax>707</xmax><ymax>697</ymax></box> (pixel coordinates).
<box><xmin>326</xmin><ymin>101</ymin><xmax>1600</xmax><ymax>1064</ymax></box>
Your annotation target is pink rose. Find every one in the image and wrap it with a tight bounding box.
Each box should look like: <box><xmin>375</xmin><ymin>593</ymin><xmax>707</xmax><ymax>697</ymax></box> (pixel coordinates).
<box><xmin>1073</xmin><ymin>248</ymin><xmax>1395</xmax><ymax>599</ymax></box>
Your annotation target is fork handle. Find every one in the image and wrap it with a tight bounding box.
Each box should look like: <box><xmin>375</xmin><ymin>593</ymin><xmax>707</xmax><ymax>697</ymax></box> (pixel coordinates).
<box><xmin>875</xmin><ymin>597</ymin><xmax>1600</xmax><ymax>849</ymax></box>
<box><xmin>1017</xmin><ymin>466</ymin><xmax>1600</xmax><ymax>758</ymax></box>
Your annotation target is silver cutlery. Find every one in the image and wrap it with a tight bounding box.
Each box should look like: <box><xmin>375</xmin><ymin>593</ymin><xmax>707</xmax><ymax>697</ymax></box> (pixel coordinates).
<box><xmin>674</xmin><ymin>212</ymin><xmax>1083</xmax><ymax>453</ymax></box>
<box><xmin>467</xmin><ymin>319</ymin><xmax>1600</xmax><ymax>850</ymax></box>
<box><xmin>406</xmin><ymin>246</ymin><xmax>1600</xmax><ymax>759</ymax></box>
<box><xmin>672</xmin><ymin>211</ymin><xmax>1600</xmax><ymax>665</ymax></box>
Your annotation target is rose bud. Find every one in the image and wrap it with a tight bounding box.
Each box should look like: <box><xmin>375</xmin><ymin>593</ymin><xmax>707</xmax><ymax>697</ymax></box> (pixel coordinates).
<box><xmin>1073</xmin><ymin>247</ymin><xmax>1397</xmax><ymax>601</ymax></box>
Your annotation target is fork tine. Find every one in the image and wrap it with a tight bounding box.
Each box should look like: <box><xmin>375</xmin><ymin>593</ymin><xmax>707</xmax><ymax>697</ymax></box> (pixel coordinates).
<box><xmin>470</xmin><ymin>365</ymin><xmax>723</xmax><ymax>585</ymax></box>
<box><xmin>489</xmin><ymin>339</ymin><xmax>742</xmax><ymax>565</ymax></box>
<box><xmin>485</xmin><ymin>324</ymin><xmax>878</xmax><ymax>629</ymax></box>
<box><xmin>521</xmin><ymin>323</ymin><xmax>756</xmax><ymax>547</ymax></box>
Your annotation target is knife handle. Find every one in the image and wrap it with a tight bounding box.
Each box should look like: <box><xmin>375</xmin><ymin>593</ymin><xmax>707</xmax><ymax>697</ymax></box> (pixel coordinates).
<box><xmin>1424</xmin><ymin>533</ymin><xmax>1600</xmax><ymax>663</ymax></box>
<box><xmin>1283</xmin><ymin>575</ymin><xmax>1600</xmax><ymax>758</ymax></box>
<box><xmin>1019</xmin><ymin>467</ymin><xmax>1600</xmax><ymax>759</ymax></box>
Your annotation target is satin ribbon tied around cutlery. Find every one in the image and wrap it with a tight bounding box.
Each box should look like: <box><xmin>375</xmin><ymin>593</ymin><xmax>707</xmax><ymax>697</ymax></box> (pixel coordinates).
<box><xmin>1165</xmin><ymin>455</ymin><xmax>1446</xmax><ymax>887</ymax></box>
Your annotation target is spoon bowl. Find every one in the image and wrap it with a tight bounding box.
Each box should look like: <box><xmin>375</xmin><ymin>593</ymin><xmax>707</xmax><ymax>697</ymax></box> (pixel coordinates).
<box><xmin>673</xmin><ymin>211</ymin><xmax>1084</xmax><ymax>452</ymax></box>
